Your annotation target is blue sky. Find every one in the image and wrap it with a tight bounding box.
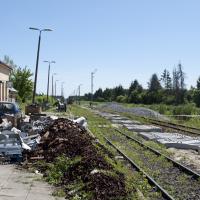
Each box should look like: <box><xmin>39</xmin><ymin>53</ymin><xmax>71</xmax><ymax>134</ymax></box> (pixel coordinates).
<box><xmin>1</xmin><ymin>0</ymin><xmax>200</xmax><ymax>97</ymax></box>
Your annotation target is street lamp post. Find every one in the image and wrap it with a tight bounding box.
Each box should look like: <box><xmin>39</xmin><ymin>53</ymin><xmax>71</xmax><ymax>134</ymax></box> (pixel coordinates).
<box><xmin>91</xmin><ymin>69</ymin><xmax>97</xmax><ymax>106</ymax></box>
<box><xmin>29</xmin><ymin>27</ymin><xmax>52</xmax><ymax>104</ymax></box>
<box><xmin>52</xmin><ymin>73</ymin><xmax>56</xmax><ymax>98</ymax></box>
<box><xmin>55</xmin><ymin>80</ymin><xmax>59</xmax><ymax>98</ymax></box>
<box><xmin>61</xmin><ymin>82</ymin><xmax>65</xmax><ymax>97</ymax></box>
<box><xmin>44</xmin><ymin>60</ymin><xmax>55</xmax><ymax>102</ymax></box>
<box><xmin>78</xmin><ymin>84</ymin><xmax>82</xmax><ymax>105</ymax></box>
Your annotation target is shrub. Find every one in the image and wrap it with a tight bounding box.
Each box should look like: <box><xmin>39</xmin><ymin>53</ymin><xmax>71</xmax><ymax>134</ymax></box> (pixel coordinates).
<box><xmin>116</xmin><ymin>95</ymin><xmax>127</xmax><ymax>103</ymax></box>
<box><xmin>172</xmin><ymin>104</ymin><xmax>198</xmax><ymax>115</ymax></box>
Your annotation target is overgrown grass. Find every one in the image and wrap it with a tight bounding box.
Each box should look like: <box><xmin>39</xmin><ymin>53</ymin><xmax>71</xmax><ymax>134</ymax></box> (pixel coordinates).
<box><xmin>69</xmin><ymin>105</ymin><xmax>167</xmax><ymax>199</ymax></box>
<box><xmin>92</xmin><ymin>101</ymin><xmax>200</xmax><ymax>130</ymax></box>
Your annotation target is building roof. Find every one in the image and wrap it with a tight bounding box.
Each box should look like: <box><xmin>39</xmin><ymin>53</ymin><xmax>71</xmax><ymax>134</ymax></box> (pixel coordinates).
<box><xmin>0</xmin><ymin>61</ymin><xmax>12</xmax><ymax>70</ymax></box>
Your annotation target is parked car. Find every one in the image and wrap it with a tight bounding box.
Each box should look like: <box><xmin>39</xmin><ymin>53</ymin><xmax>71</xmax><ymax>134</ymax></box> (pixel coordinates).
<box><xmin>0</xmin><ymin>102</ymin><xmax>22</xmax><ymax>128</ymax></box>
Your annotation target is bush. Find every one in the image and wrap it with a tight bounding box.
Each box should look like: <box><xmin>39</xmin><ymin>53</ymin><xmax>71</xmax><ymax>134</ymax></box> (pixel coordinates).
<box><xmin>116</xmin><ymin>95</ymin><xmax>127</xmax><ymax>103</ymax></box>
<box><xmin>158</xmin><ymin>104</ymin><xmax>168</xmax><ymax>114</ymax></box>
<box><xmin>128</xmin><ymin>91</ymin><xmax>142</xmax><ymax>104</ymax></box>
<box><xmin>193</xmin><ymin>90</ymin><xmax>200</xmax><ymax>107</ymax></box>
<box><xmin>172</xmin><ymin>104</ymin><xmax>198</xmax><ymax>115</ymax></box>
<box><xmin>96</xmin><ymin>97</ymin><xmax>105</xmax><ymax>102</ymax></box>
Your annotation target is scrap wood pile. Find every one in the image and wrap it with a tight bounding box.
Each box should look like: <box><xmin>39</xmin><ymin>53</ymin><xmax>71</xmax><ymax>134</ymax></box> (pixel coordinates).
<box><xmin>26</xmin><ymin>118</ymin><xmax>128</xmax><ymax>200</ymax></box>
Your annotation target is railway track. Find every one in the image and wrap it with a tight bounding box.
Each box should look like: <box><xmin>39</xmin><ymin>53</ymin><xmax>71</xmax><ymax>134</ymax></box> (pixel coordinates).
<box><xmin>144</xmin><ymin>117</ymin><xmax>200</xmax><ymax>136</ymax></box>
<box><xmin>115</xmin><ymin>128</ymin><xmax>200</xmax><ymax>178</ymax></box>
<box><xmin>104</xmin><ymin>128</ymin><xmax>200</xmax><ymax>200</ymax></box>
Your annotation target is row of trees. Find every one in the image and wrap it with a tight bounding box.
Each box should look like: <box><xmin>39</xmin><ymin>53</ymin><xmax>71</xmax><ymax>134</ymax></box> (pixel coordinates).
<box><xmin>83</xmin><ymin>63</ymin><xmax>200</xmax><ymax>107</ymax></box>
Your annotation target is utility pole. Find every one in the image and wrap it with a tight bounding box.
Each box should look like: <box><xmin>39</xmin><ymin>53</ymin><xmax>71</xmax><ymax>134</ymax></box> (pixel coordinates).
<box><xmin>44</xmin><ymin>61</ymin><xmax>55</xmax><ymax>102</ymax></box>
<box><xmin>90</xmin><ymin>69</ymin><xmax>97</xmax><ymax>107</ymax></box>
<box><xmin>55</xmin><ymin>80</ymin><xmax>59</xmax><ymax>98</ymax></box>
<box><xmin>61</xmin><ymin>82</ymin><xmax>65</xmax><ymax>97</ymax></box>
<box><xmin>78</xmin><ymin>84</ymin><xmax>82</xmax><ymax>105</ymax></box>
<box><xmin>73</xmin><ymin>89</ymin><xmax>76</xmax><ymax>102</ymax></box>
<box><xmin>52</xmin><ymin>73</ymin><xmax>56</xmax><ymax>101</ymax></box>
<box><xmin>29</xmin><ymin>27</ymin><xmax>52</xmax><ymax>104</ymax></box>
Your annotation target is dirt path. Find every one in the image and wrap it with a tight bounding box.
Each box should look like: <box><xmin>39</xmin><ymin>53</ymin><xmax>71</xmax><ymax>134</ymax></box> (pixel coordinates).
<box><xmin>0</xmin><ymin>165</ymin><xmax>64</xmax><ymax>200</ymax></box>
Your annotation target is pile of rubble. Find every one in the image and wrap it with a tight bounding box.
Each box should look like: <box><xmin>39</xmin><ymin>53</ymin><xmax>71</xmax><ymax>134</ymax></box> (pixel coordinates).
<box><xmin>100</xmin><ymin>102</ymin><xmax>169</xmax><ymax>120</ymax></box>
<box><xmin>26</xmin><ymin>118</ymin><xmax>127</xmax><ymax>200</ymax></box>
<box><xmin>0</xmin><ymin>115</ymin><xmax>56</xmax><ymax>162</ymax></box>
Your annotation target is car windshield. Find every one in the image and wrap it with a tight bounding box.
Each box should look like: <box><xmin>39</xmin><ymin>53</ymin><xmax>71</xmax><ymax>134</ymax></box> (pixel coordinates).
<box><xmin>0</xmin><ymin>103</ymin><xmax>15</xmax><ymax>114</ymax></box>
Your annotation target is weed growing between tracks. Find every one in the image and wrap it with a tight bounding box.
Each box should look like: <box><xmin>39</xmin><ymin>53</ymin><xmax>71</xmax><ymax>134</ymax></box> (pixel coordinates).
<box><xmin>108</xmin><ymin>130</ymin><xmax>200</xmax><ymax>200</ymax></box>
<box><xmin>70</xmin><ymin>105</ymin><xmax>166</xmax><ymax>199</ymax></box>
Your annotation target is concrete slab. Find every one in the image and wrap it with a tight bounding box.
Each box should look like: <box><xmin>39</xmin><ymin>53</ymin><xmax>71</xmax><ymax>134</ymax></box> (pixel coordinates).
<box><xmin>109</xmin><ymin>116</ymin><xmax>129</xmax><ymax>120</ymax></box>
<box><xmin>97</xmin><ymin>112</ymin><xmax>120</xmax><ymax>118</ymax></box>
<box><xmin>124</xmin><ymin>124</ymin><xmax>162</xmax><ymax>132</ymax></box>
<box><xmin>111</xmin><ymin>119</ymin><xmax>141</xmax><ymax>125</ymax></box>
<box><xmin>0</xmin><ymin>165</ymin><xmax>65</xmax><ymax>200</ymax></box>
<box><xmin>138</xmin><ymin>132</ymin><xmax>200</xmax><ymax>150</ymax></box>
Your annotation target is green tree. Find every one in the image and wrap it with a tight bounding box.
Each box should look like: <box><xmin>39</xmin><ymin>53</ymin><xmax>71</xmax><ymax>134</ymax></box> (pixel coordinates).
<box><xmin>197</xmin><ymin>77</ymin><xmax>200</xmax><ymax>89</ymax></box>
<box><xmin>148</xmin><ymin>74</ymin><xmax>162</xmax><ymax>92</ymax></box>
<box><xmin>11</xmin><ymin>67</ymin><xmax>33</xmax><ymax>102</ymax></box>
<box><xmin>102</xmin><ymin>88</ymin><xmax>112</xmax><ymax>101</ymax></box>
<box><xmin>172</xmin><ymin>63</ymin><xmax>186</xmax><ymax>104</ymax></box>
<box><xmin>194</xmin><ymin>77</ymin><xmax>200</xmax><ymax>107</ymax></box>
<box><xmin>112</xmin><ymin>85</ymin><xmax>125</xmax><ymax>100</ymax></box>
<box><xmin>160</xmin><ymin>69</ymin><xmax>172</xmax><ymax>90</ymax></box>
<box><xmin>193</xmin><ymin>90</ymin><xmax>200</xmax><ymax>107</ymax></box>
<box><xmin>94</xmin><ymin>88</ymin><xmax>103</xmax><ymax>99</ymax></box>
<box><xmin>128</xmin><ymin>80</ymin><xmax>139</xmax><ymax>94</ymax></box>
<box><xmin>128</xmin><ymin>90</ymin><xmax>142</xmax><ymax>103</ymax></box>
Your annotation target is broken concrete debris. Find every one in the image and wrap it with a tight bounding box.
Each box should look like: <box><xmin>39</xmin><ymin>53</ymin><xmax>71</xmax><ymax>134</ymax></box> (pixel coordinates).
<box><xmin>0</xmin><ymin>115</ymin><xmax>94</xmax><ymax>162</ymax></box>
<box><xmin>0</xmin><ymin>115</ymin><xmax>57</xmax><ymax>161</ymax></box>
<box><xmin>25</xmin><ymin>118</ymin><xmax>128</xmax><ymax>199</ymax></box>
<box><xmin>0</xmin><ymin>114</ymin><xmax>129</xmax><ymax>199</ymax></box>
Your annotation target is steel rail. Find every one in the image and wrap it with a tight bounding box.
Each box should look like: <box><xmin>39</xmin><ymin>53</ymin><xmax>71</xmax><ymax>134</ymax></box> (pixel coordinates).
<box><xmin>148</xmin><ymin>119</ymin><xmax>200</xmax><ymax>136</ymax></box>
<box><xmin>104</xmin><ymin>136</ymin><xmax>175</xmax><ymax>200</ymax></box>
<box><xmin>115</xmin><ymin>128</ymin><xmax>200</xmax><ymax>179</ymax></box>
<box><xmin>138</xmin><ymin>116</ymin><xmax>200</xmax><ymax>136</ymax></box>
<box><xmin>148</xmin><ymin>118</ymin><xmax>200</xmax><ymax>132</ymax></box>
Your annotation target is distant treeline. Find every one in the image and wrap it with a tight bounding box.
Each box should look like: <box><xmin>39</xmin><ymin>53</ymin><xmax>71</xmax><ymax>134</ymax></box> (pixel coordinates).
<box><xmin>81</xmin><ymin>63</ymin><xmax>200</xmax><ymax>107</ymax></box>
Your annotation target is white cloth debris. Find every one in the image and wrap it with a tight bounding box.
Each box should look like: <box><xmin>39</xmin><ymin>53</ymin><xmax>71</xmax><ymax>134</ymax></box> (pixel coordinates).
<box><xmin>0</xmin><ymin>118</ymin><xmax>12</xmax><ymax>129</ymax></box>
<box><xmin>11</xmin><ymin>127</ymin><xmax>21</xmax><ymax>134</ymax></box>
<box><xmin>73</xmin><ymin>117</ymin><xmax>87</xmax><ymax>128</ymax></box>
<box><xmin>21</xmin><ymin>142</ymin><xmax>31</xmax><ymax>150</ymax></box>
<box><xmin>50</xmin><ymin>115</ymin><xmax>58</xmax><ymax>120</ymax></box>
<box><xmin>23</xmin><ymin>115</ymin><xmax>30</xmax><ymax>123</ymax></box>
<box><xmin>90</xmin><ymin>169</ymin><xmax>99</xmax><ymax>174</ymax></box>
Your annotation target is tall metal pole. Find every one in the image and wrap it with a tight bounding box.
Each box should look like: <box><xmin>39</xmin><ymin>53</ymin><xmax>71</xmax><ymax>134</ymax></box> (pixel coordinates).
<box><xmin>91</xmin><ymin>72</ymin><xmax>94</xmax><ymax>103</ymax></box>
<box><xmin>90</xmin><ymin>69</ymin><xmax>97</xmax><ymax>106</ymax></box>
<box><xmin>78</xmin><ymin>84</ymin><xmax>82</xmax><ymax>105</ymax></box>
<box><xmin>52</xmin><ymin>73</ymin><xmax>56</xmax><ymax>98</ymax></box>
<box><xmin>61</xmin><ymin>82</ymin><xmax>63</xmax><ymax>96</ymax></box>
<box><xmin>46</xmin><ymin>62</ymin><xmax>50</xmax><ymax>102</ymax></box>
<box><xmin>44</xmin><ymin>61</ymin><xmax>55</xmax><ymax>102</ymax></box>
<box><xmin>52</xmin><ymin>75</ymin><xmax>54</xmax><ymax>97</ymax></box>
<box><xmin>32</xmin><ymin>31</ymin><xmax>41</xmax><ymax>104</ymax></box>
<box><xmin>55</xmin><ymin>81</ymin><xmax>57</xmax><ymax>97</ymax></box>
<box><xmin>55</xmin><ymin>80</ymin><xmax>58</xmax><ymax>98</ymax></box>
<box><xmin>29</xmin><ymin>27</ymin><xmax>52</xmax><ymax>104</ymax></box>
<box><xmin>61</xmin><ymin>82</ymin><xmax>65</xmax><ymax>97</ymax></box>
